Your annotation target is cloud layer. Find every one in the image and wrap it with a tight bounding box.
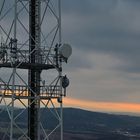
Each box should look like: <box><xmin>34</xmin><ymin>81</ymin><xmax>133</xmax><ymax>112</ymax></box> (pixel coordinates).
<box><xmin>62</xmin><ymin>0</ymin><xmax>140</xmax><ymax>104</ymax></box>
<box><xmin>1</xmin><ymin>0</ymin><xmax>140</xmax><ymax>112</ymax></box>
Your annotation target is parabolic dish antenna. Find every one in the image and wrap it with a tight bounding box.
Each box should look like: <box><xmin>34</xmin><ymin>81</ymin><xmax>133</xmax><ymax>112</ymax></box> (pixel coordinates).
<box><xmin>59</xmin><ymin>44</ymin><xmax>72</xmax><ymax>61</ymax></box>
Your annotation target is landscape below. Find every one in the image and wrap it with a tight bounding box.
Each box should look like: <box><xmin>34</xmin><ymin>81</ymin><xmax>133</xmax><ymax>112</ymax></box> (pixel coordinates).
<box><xmin>0</xmin><ymin>108</ymin><xmax>140</xmax><ymax>140</ymax></box>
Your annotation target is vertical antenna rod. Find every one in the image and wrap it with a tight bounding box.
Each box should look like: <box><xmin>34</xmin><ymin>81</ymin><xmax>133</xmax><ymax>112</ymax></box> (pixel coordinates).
<box><xmin>10</xmin><ymin>0</ymin><xmax>17</xmax><ymax>139</ymax></box>
<box><xmin>58</xmin><ymin>1</ymin><xmax>63</xmax><ymax>140</ymax></box>
<box><xmin>28</xmin><ymin>0</ymin><xmax>41</xmax><ymax>139</ymax></box>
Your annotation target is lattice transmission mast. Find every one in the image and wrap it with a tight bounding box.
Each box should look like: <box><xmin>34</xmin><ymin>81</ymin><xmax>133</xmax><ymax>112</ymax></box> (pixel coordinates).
<box><xmin>0</xmin><ymin>0</ymin><xmax>71</xmax><ymax>139</ymax></box>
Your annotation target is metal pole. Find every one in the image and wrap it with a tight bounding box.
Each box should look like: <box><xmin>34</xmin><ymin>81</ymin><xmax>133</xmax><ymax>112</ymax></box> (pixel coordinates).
<box><xmin>28</xmin><ymin>0</ymin><xmax>41</xmax><ymax>139</ymax></box>
<box><xmin>10</xmin><ymin>69</ymin><xmax>15</xmax><ymax>140</ymax></box>
<box><xmin>10</xmin><ymin>0</ymin><xmax>17</xmax><ymax>139</ymax></box>
<box><xmin>58</xmin><ymin>1</ymin><xmax>63</xmax><ymax>140</ymax></box>
<box><xmin>58</xmin><ymin>0</ymin><xmax>62</xmax><ymax>43</ymax></box>
<box><xmin>60</xmin><ymin>97</ymin><xmax>63</xmax><ymax>140</ymax></box>
<box><xmin>14</xmin><ymin>0</ymin><xmax>17</xmax><ymax>39</ymax></box>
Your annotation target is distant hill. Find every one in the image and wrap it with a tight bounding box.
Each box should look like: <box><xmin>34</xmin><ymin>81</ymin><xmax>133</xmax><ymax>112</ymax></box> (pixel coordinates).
<box><xmin>0</xmin><ymin>107</ymin><xmax>140</xmax><ymax>140</ymax></box>
<box><xmin>63</xmin><ymin>108</ymin><xmax>140</xmax><ymax>132</ymax></box>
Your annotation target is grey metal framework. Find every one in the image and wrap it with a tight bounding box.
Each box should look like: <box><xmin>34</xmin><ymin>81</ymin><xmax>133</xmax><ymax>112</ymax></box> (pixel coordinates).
<box><xmin>0</xmin><ymin>0</ymin><xmax>67</xmax><ymax>139</ymax></box>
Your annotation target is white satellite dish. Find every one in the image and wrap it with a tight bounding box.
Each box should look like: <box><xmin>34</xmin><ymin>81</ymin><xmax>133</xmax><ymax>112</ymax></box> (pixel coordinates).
<box><xmin>59</xmin><ymin>44</ymin><xmax>72</xmax><ymax>62</ymax></box>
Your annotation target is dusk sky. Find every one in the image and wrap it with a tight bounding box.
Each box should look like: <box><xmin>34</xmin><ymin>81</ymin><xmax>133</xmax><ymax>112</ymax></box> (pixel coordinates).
<box><xmin>60</xmin><ymin>0</ymin><xmax>140</xmax><ymax>113</ymax></box>
<box><xmin>1</xmin><ymin>0</ymin><xmax>140</xmax><ymax>114</ymax></box>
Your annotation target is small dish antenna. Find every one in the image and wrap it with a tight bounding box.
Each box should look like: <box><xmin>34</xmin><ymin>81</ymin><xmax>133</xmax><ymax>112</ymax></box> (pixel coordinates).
<box><xmin>59</xmin><ymin>44</ymin><xmax>72</xmax><ymax>62</ymax></box>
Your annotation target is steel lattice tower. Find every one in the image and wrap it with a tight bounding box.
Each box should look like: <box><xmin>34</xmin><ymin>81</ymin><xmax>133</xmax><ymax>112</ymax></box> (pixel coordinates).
<box><xmin>0</xmin><ymin>0</ymin><xmax>71</xmax><ymax>139</ymax></box>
